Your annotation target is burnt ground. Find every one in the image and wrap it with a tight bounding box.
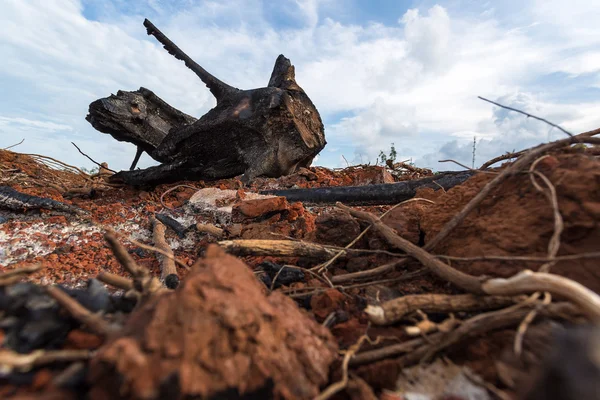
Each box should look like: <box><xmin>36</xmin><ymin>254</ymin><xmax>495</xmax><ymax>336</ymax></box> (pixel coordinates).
<box><xmin>0</xmin><ymin>140</ymin><xmax>599</xmax><ymax>399</ymax></box>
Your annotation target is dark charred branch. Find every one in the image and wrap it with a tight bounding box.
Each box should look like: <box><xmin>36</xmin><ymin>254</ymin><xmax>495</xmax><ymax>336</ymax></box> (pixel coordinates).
<box><xmin>87</xmin><ymin>20</ymin><xmax>326</xmax><ymax>187</ymax></box>
<box><xmin>259</xmin><ymin>171</ymin><xmax>475</xmax><ymax>205</ymax></box>
<box><xmin>0</xmin><ymin>186</ymin><xmax>85</xmax><ymax>214</ymax></box>
<box><xmin>143</xmin><ymin>19</ymin><xmax>238</xmax><ymax>103</ymax></box>
<box><xmin>154</xmin><ymin>213</ymin><xmax>188</xmax><ymax>238</ymax></box>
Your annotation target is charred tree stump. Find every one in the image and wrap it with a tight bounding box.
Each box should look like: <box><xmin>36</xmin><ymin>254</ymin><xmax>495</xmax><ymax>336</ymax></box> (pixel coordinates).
<box><xmin>86</xmin><ymin>19</ymin><xmax>326</xmax><ymax>185</ymax></box>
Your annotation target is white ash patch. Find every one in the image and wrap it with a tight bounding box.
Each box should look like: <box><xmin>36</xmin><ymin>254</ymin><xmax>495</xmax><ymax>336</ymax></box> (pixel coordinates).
<box><xmin>0</xmin><ymin>204</ymin><xmax>152</xmax><ymax>267</ymax></box>
<box><xmin>0</xmin><ymin>219</ymin><xmax>102</xmax><ymax>266</ymax></box>
<box><xmin>187</xmin><ymin>188</ymin><xmax>275</xmax><ymax>225</ymax></box>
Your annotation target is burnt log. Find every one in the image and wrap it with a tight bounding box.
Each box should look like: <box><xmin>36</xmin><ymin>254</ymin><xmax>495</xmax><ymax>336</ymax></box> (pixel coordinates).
<box><xmin>86</xmin><ymin>19</ymin><xmax>326</xmax><ymax>185</ymax></box>
<box><xmin>260</xmin><ymin>171</ymin><xmax>476</xmax><ymax>205</ymax></box>
<box><xmin>0</xmin><ymin>186</ymin><xmax>85</xmax><ymax>214</ymax></box>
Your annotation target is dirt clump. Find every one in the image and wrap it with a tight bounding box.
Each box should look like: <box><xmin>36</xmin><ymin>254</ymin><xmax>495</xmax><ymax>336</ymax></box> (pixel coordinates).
<box><xmin>419</xmin><ymin>152</ymin><xmax>600</xmax><ymax>292</ymax></box>
<box><xmin>88</xmin><ymin>246</ymin><xmax>337</xmax><ymax>400</ymax></box>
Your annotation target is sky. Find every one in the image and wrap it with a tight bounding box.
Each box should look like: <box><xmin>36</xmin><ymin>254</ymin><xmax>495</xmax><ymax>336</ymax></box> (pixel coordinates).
<box><xmin>1</xmin><ymin>0</ymin><xmax>600</xmax><ymax>172</ymax></box>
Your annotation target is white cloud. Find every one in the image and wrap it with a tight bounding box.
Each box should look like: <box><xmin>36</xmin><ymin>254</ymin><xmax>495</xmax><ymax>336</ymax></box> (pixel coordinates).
<box><xmin>0</xmin><ymin>0</ymin><xmax>599</xmax><ymax>173</ymax></box>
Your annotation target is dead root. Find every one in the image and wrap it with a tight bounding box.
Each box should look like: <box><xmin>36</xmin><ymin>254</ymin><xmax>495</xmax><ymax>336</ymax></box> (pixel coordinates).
<box><xmin>0</xmin><ymin>349</ymin><xmax>91</xmax><ymax>373</ymax></box>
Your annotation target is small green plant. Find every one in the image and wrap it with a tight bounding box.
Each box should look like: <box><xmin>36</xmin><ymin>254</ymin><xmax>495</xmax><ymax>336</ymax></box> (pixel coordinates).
<box><xmin>378</xmin><ymin>143</ymin><xmax>397</xmax><ymax>165</ymax></box>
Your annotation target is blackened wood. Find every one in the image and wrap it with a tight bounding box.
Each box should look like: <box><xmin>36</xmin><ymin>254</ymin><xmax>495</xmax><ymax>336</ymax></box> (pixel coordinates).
<box><xmin>0</xmin><ymin>186</ymin><xmax>85</xmax><ymax>214</ymax></box>
<box><xmin>259</xmin><ymin>171</ymin><xmax>475</xmax><ymax>205</ymax></box>
<box><xmin>86</xmin><ymin>20</ymin><xmax>326</xmax><ymax>187</ymax></box>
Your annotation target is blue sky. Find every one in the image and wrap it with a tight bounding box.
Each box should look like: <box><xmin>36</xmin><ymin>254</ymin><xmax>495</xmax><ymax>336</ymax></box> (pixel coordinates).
<box><xmin>1</xmin><ymin>0</ymin><xmax>600</xmax><ymax>172</ymax></box>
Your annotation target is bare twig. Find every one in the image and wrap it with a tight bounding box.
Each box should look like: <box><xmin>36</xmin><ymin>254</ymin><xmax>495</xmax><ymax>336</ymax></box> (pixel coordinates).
<box><xmin>365</xmin><ymin>293</ymin><xmax>518</xmax><ymax>325</ymax></box>
<box><xmin>0</xmin><ymin>349</ymin><xmax>91</xmax><ymax>373</ymax></box>
<box><xmin>3</xmin><ymin>139</ymin><xmax>24</xmax><ymax>150</ymax></box>
<box><xmin>514</xmin><ymin>292</ymin><xmax>551</xmax><ymax>356</ymax></box>
<box><xmin>350</xmin><ymin>302</ymin><xmax>579</xmax><ymax>366</ymax></box>
<box><xmin>16</xmin><ymin>152</ymin><xmax>91</xmax><ymax>177</ymax></box>
<box><xmin>315</xmin><ymin>334</ymin><xmax>370</xmax><ymax>400</ymax></box>
<box><xmin>478</xmin><ymin>96</ymin><xmax>573</xmax><ymax>137</ymax></box>
<box><xmin>71</xmin><ymin>142</ymin><xmax>117</xmax><ymax>173</ymax></box>
<box><xmin>104</xmin><ymin>231</ymin><xmax>146</xmax><ymax>277</ymax></box>
<box><xmin>313</xmin><ymin>198</ymin><xmax>434</xmax><ymax>273</ymax></box>
<box><xmin>337</xmin><ymin>202</ymin><xmax>484</xmax><ymax>294</ymax></box>
<box><xmin>482</xmin><ymin>270</ymin><xmax>600</xmax><ymax>322</ymax></box>
<box><xmin>331</xmin><ymin>260</ymin><xmax>405</xmax><ymax>284</ymax></box>
<box><xmin>435</xmin><ymin>252</ymin><xmax>600</xmax><ymax>263</ymax></box>
<box><xmin>150</xmin><ymin>215</ymin><xmax>179</xmax><ymax>288</ymax></box>
<box><xmin>46</xmin><ymin>286</ymin><xmax>119</xmax><ymax>336</ymax></box>
<box><xmin>97</xmin><ymin>271</ymin><xmax>134</xmax><ymax>291</ymax></box>
<box><xmin>513</xmin><ymin>162</ymin><xmax>564</xmax><ymax>355</ymax></box>
<box><xmin>104</xmin><ymin>231</ymin><xmax>164</xmax><ymax>295</ymax></box>
<box><xmin>0</xmin><ymin>265</ymin><xmax>42</xmax><ymax>286</ymax></box>
<box><xmin>438</xmin><ymin>159</ymin><xmax>497</xmax><ymax>174</ymax></box>
<box><xmin>480</xmin><ymin>149</ymin><xmax>527</xmax><ymax>170</ymax></box>
<box><xmin>105</xmin><ymin>228</ymin><xmax>190</xmax><ymax>270</ymax></box>
<box><xmin>285</xmin><ymin>269</ymin><xmax>427</xmax><ymax>299</ymax></box>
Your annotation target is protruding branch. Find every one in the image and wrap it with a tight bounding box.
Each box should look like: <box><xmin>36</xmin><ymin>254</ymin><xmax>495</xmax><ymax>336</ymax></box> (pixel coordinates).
<box><xmin>268</xmin><ymin>54</ymin><xmax>303</xmax><ymax>92</ymax></box>
<box><xmin>46</xmin><ymin>286</ymin><xmax>119</xmax><ymax>336</ymax></box>
<box><xmin>143</xmin><ymin>19</ymin><xmax>238</xmax><ymax>102</ymax></box>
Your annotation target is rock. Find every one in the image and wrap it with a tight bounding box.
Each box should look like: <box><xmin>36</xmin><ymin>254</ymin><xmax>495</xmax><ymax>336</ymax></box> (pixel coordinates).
<box><xmin>188</xmin><ymin>188</ymin><xmax>278</xmax><ymax>225</ymax></box>
<box><xmin>315</xmin><ymin>209</ymin><xmax>361</xmax><ymax>247</ymax></box>
<box><xmin>232</xmin><ymin>196</ymin><xmax>289</xmax><ymax>222</ymax></box>
<box><xmin>89</xmin><ymin>246</ymin><xmax>337</xmax><ymax>400</ymax></box>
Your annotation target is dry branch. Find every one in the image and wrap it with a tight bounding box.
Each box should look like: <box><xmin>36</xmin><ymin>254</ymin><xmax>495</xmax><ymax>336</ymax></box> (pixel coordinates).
<box><xmin>104</xmin><ymin>231</ymin><xmax>146</xmax><ymax>278</ymax></box>
<box><xmin>350</xmin><ymin>302</ymin><xmax>579</xmax><ymax>366</ymax></box>
<box><xmin>104</xmin><ymin>231</ymin><xmax>163</xmax><ymax>295</ymax></box>
<box><xmin>220</xmin><ymin>239</ymin><xmax>344</xmax><ymax>260</ymax></box>
<box><xmin>478</xmin><ymin>96</ymin><xmax>573</xmax><ymax>137</ymax></box>
<box><xmin>337</xmin><ymin>203</ymin><xmax>484</xmax><ymax>294</ymax></box>
<box><xmin>150</xmin><ymin>215</ymin><xmax>179</xmax><ymax>289</ymax></box>
<box><xmin>0</xmin><ymin>265</ymin><xmax>41</xmax><ymax>286</ymax></box>
<box><xmin>482</xmin><ymin>270</ymin><xmax>600</xmax><ymax>322</ymax></box>
<box><xmin>3</xmin><ymin>139</ymin><xmax>24</xmax><ymax>150</ymax></box>
<box><xmin>71</xmin><ymin>142</ymin><xmax>117</xmax><ymax>173</ymax></box>
<box><xmin>96</xmin><ymin>271</ymin><xmax>134</xmax><ymax>291</ymax></box>
<box><xmin>365</xmin><ymin>294</ymin><xmax>518</xmax><ymax>325</ymax></box>
<box><xmin>46</xmin><ymin>286</ymin><xmax>119</xmax><ymax>336</ymax></box>
<box><xmin>480</xmin><ymin>149</ymin><xmax>527</xmax><ymax>170</ymax></box>
<box><xmin>0</xmin><ymin>349</ymin><xmax>91</xmax><ymax>373</ymax></box>
<box><xmin>331</xmin><ymin>260</ymin><xmax>404</xmax><ymax>284</ymax></box>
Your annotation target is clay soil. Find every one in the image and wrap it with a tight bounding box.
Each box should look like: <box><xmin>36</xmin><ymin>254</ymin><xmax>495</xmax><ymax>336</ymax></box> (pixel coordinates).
<box><xmin>0</xmin><ymin>142</ymin><xmax>599</xmax><ymax>399</ymax></box>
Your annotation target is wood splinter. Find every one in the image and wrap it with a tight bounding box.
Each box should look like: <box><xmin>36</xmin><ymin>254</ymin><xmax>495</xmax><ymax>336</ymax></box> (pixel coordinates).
<box><xmin>150</xmin><ymin>215</ymin><xmax>180</xmax><ymax>289</ymax></box>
